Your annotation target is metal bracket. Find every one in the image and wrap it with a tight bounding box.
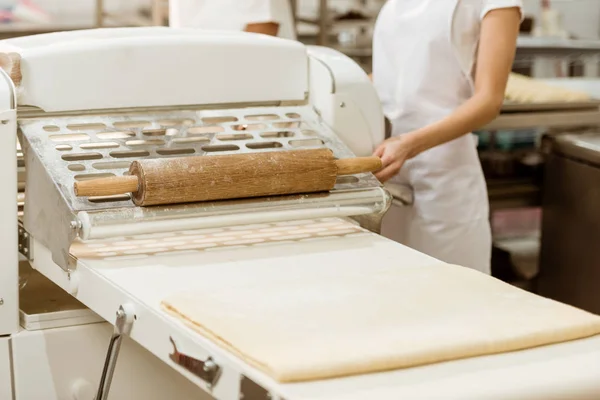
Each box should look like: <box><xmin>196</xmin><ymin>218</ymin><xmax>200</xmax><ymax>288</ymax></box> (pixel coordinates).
<box><xmin>95</xmin><ymin>303</ymin><xmax>135</xmax><ymax>400</ymax></box>
<box><xmin>18</xmin><ymin>221</ymin><xmax>33</xmax><ymax>261</ymax></box>
<box><xmin>168</xmin><ymin>336</ymin><xmax>222</xmax><ymax>389</ymax></box>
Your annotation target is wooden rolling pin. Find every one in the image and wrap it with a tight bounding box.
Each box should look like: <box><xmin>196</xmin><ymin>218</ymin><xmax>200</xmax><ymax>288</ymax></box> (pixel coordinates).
<box><xmin>74</xmin><ymin>148</ymin><xmax>382</xmax><ymax>206</ymax></box>
<box><xmin>0</xmin><ymin>52</ymin><xmax>22</xmax><ymax>86</ymax></box>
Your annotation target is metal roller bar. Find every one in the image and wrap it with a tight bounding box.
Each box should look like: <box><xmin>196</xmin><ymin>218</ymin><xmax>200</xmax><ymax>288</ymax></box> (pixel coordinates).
<box><xmin>77</xmin><ymin>187</ymin><xmax>391</xmax><ymax>240</ymax></box>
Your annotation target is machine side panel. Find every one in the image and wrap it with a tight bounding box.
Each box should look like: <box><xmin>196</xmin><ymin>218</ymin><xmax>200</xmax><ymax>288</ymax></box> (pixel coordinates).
<box><xmin>0</xmin><ymin>108</ymin><xmax>18</xmax><ymax>335</ymax></box>
<box><xmin>307</xmin><ymin>46</ymin><xmax>384</xmax><ymax>157</ymax></box>
<box><xmin>0</xmin><ymin>336</ymin><xmax>13</xmax><ymax>400</ymax></box>
<box><xmin>11</xmin><ymin>324</ymin><xmax>207</xmax><ymax>400</ymax></box>
<box><xmin>20</xmin><ymin>131</ymin><xmax>76</xmax><ymax>271</ymax></box>
<box><xmin>18</xmin><ymin>30</ymin><xmax>308</xmax><ymax>112</ymax></box>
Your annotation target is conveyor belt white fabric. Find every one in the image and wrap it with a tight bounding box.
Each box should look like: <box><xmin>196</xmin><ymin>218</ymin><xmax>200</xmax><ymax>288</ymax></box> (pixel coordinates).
<box><xmin>65</xmin><ymin>218</ymin><xmax>600</xmax><ymax>400</ymax></box>
<box><xmin>279</xmin><ymin>335</ymin><xmax>600</xmax><ymax>399</ymax></box>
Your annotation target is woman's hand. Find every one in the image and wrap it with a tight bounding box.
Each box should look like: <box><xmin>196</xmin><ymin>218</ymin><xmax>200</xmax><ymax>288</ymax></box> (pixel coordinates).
<box><xmin>373</xmin><ymin>134</ymin><xmax>420</xmax><ymax>182</ymax></box>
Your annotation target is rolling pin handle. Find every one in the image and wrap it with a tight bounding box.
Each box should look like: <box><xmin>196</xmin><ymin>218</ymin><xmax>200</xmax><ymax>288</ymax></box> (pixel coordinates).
<box><xmin>335</xmin><ymin>156</ymin><xmax>382</xmax><ymax>176</ymax></box>
<box><xmin>74</xmin><ymin>175</ymin><xmax>140</xmax><ymax>197</ymax></box>
<box><xmin>0</xmin><ymin>52</ymin><xmax>22</xmax><ymax>86</ymax></box>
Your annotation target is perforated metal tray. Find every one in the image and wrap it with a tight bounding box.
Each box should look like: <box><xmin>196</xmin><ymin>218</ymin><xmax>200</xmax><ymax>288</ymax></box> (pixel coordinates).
<box><xmin>19</xmin><ymin>105</ymin><xmax>380</xmax><ymax>212</ymax></box>
<box><xmin>18</xmin><ymin>104</ymin><xmax>387</xmax><ymax>270</ymax></box>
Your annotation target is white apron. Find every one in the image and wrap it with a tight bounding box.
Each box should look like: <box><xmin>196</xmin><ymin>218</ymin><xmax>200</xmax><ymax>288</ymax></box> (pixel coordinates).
<box><xmin>373</xmin><ymin>0</ymin><xmax>492</xmax><ymax>274</ymax></box>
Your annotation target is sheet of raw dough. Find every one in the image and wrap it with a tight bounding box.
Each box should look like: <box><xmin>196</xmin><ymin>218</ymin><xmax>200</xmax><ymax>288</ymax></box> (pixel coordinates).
<box><xmin>505</xmin><ymin>73</ymin><xmax>591</xmax><ymax>103</ymax></box>
<box><xmin>162</xmin><ymin>262</ymin><xmax>600</xmax><ymax>383</ymax></box>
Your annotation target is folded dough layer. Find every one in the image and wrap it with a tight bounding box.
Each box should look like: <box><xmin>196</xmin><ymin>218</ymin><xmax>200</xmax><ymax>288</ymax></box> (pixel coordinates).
<box><xmin>162</xmin><ymin>262</ymin><xmax>600</xmax><ymax>382</ymax></box>
<box><xmin>505</xmin><ymin>73</ymin><xmax>591</xmax><ymax>103</ymax></box>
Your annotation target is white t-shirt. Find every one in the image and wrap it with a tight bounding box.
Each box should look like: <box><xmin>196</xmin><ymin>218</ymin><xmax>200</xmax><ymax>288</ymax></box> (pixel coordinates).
<box><xmin>169</xmin><ymin>0</ymin><xmax>296</xmax><ymax>40</ymax></box>
<box><xmin>452</xmin><ymin>0</ymin><xmax>524</xmax><ymax>82</ymax></box>
<box><xmin>372</xmin><ymin>0</ymin><xmax>523</xmax><ymax>123</ymax></box>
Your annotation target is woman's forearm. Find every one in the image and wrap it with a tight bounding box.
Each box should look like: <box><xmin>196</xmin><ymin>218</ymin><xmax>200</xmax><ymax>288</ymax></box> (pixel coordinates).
<box><xmin>406</xmin><ymin>91</ymin><xmax>503</xmax><ymax>156</ymax></box>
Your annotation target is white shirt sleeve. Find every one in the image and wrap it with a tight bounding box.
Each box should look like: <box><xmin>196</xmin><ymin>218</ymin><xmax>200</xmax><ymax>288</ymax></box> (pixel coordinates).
<box><xmin>480</xmin><ymin>0</ymin><xmax>524</xmax><ymax>21</ymax></box>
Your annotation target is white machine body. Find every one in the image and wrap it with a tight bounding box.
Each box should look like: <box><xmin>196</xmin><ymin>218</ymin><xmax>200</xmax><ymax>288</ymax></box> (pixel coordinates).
<box><xmin>0</xmin><ymin>28</ymin><xmax>599</xmax><ymax>400</ymax></box>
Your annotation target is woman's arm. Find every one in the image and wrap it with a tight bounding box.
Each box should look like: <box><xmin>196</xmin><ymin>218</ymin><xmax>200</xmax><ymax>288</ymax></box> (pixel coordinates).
<box><xmin>374</xmin><ymin>7</ymin><xmax>521</xmax><ymax>182</ymax></box>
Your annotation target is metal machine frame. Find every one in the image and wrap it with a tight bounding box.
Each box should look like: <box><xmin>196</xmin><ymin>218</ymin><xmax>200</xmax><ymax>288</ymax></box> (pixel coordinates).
<box><xmin>2</xmin><ymin>27</ymin><xmax>600</xmax><ymax>400</ymax></box>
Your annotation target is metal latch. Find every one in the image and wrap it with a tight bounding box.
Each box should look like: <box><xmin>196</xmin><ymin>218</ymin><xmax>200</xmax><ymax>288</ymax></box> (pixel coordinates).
<box><xmin>18</xmin><ymin>221</ymin><xmax>33</xmax><ymax>261</ymax></box>
<box><xmin>169</xmin><ymin>337</ymin><xmax>222</xmax><ymax>389</ymax></box>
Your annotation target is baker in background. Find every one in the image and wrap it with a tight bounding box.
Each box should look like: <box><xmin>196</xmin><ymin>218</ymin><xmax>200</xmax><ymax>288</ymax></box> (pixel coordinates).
<box><xmin>371</xmin><ymin>0</ymin><xmax>522</xmax><ymax>274</ymax></box>
<box><xmin>169</xmin><ymin>0</ymin><xmax>296</xmax><ymax>39</ymax></box>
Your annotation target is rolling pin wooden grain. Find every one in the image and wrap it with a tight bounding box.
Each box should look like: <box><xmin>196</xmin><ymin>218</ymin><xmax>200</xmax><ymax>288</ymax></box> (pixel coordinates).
<box><xmin>74</xmin><ymin>148</ymin><xmax>382</xmax><ymax>206</ymax></box>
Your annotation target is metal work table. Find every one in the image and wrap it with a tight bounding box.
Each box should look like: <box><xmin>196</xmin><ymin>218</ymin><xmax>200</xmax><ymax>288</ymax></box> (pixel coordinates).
<box><xmin>485</xmin><ymin>103</ymin><xmax>600</xmax><ymax>131</ymax></box>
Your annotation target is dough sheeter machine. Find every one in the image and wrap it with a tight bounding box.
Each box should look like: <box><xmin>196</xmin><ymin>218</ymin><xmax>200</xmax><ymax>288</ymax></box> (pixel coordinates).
<box><xmin>1</xmin><ymin>27</ymin><xmax>600</xmax><ymax>400</ymax></box>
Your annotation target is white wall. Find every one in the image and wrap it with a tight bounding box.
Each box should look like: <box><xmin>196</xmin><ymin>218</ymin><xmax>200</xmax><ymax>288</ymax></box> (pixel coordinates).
<box><xmin>33</xmin><ymin>0</ymin><xmax>147</xmax><ymax>23</ymax></box>
<box><xmin>31</xmin><ymin>0</ymin><xmax>600</xmax><ymax>39</ymax></box>
<box><xmin>295</xmin><ymin>0</ymin><xmax>386</xmax><ymax>18</ymax></box>
<box><xmin>522</xmin><ymin>0</ymin><xmax>599</xmax><ymax>39</ymax></box>
<box><xmin>299</xmin><ymin>0</ymin><xmax>599</xmax><ymax>39</ymax></box>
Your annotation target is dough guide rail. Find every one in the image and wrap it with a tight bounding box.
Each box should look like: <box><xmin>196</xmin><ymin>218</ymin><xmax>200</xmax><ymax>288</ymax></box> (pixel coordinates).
<box><xmin>18</xmin><ymin>104</ymin><xmax>390</xmax><ymax>270</ymax></box>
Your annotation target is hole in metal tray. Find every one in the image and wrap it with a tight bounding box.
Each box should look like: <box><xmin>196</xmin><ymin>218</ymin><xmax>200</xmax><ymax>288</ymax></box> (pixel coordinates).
<box><xmin>126</xmin><ymin>139</ymin><xmax>166</xmax><ymax>146</ymax></box>
<box><xmin>67</xmin><ymin>123</ymin><xmax>107</xmax><ymax>131</ymax></box>
<box><xmin>62</xmin><ymin>152</ymin><xmax>103</xmax><ymax>161</ymax></box>
<box><xmin>172</xmin><ymin>137</ymin><xmax>210</xmax><ymax>144</ymax></box>
<box><xmin>202</xmin><ymin>116</ymin><xmax>237</xmax><ymax>124</ymax></box>
<box><xmin>274</xmin><ymin>121</ymin><xmax>301</xmax><ymax>129</ymax></box>
<box><xmin>93</xmin><ymin>161</ymin><xmax>131</xmax><ymax>170</ymax></box>
<box><xmin>202</xmin><ymin>144</ymin><xmax>239</xmax><ymax>152</ymax></box>
<box><xmin>188</xmin><ymin>126</ymin><xmax>224</xmax><ymax>135</ymax></box>
<box><xmin>157</xmin><ymin>119</ymin><xmax>194</xmax><ymax>127</ymax></box>
<box><xmin>286</xmin><ymin>113</ymin><xmax>301</xmax><ymax>118</ymax></box>
<box><xmin>97</xmin><ymin>131</ymin><xmax>135</xmax><ymax>139</ymax></box>
<box><xmin>156</xmin><ymin>148</ymin><xmax>195</xmax><ymax>156</ymax></box>
<box><xmin>142</xmin><ymin>128</ymin><xmax>178</xmax><ymax>136</ymax></box>
<box><xmin>289</xmin><ymin>139</ymin><xmax>325</xmax><ymax>148</ymax></box>
<box><xmin>74</xmin><ymin>173</ymin><xmax>115</xmax><ymax>181</ymax></box>
<box><xmin>56</xmin><ymin>144</ymin><xmax>73</xmax><ymax>151</ymax></box>
<box><xmin>68</xmin><ymin>164</ymin><xmax>85</xmax><ymax>172</ymax></box>
<box><xmin>113</xmin><ymin>121</ymin><xmax>150</xmax><ymax>129</ymax></box>
<box><xmin>216</xmin><ymin>133</ymin><xmax>253</xmax><ymax>141</ymax></box>
<box><xmin>301</xmin><ymin>130</ymin><xmax>318</xmax><ymax>137</ymax></box>
<box><xmin>109</xmin><ymin>150</ymin><xmax>150</xmax><ymax>158</ymax></box>
<box><xmin>50</xmin><ymin>133</ymin><xmax>89</xmax><ymax>142</ymax></box>
<box><xmin>232</xmin><ymin>123</ymin><xmax>266</xmax><ymax>131</ymax></box>
<box><xmin>80</xmin><ymin>142</ymin><xmax>120</xmax><ymax>150</ymax></box>
<box><xmin>246</xmin><ymin>142</ymin><xmax>283</xmax><ymax>149</ymax></box>
<box><xmin>260</xmin><ymin>131</ymin><xmax>294</xmax><ymax>138</ymax></box>
<box><xmin>244</xmin><ymin>114</ymin><xmax>280</xmax><ymax>121</ymax></box>
<box><xmin>88</xmin><ymin>194</ymin><xmax>131</xmax><ymax>203</ymax></box>
<box><xmin>43</xmin><ymin>125</ymin><xmax>60</xmax><ymax>132</ymax></box>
